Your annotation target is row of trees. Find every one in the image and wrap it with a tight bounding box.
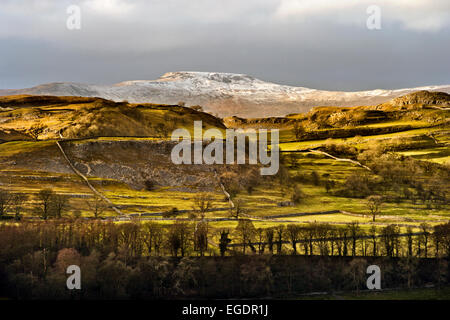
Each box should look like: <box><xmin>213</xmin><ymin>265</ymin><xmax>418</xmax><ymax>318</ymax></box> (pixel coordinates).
<box><xmin>1</xmin><ymin>184</ymin><xmax>448</xmax><ymax>262</ymax></box>
<box><xmin>1</xmin><ymin>219</ymin><xmax>450</xmax><ymax>261</ymax></box>
<box><xmin>0</xmin><ymin>220</ymin><xmax>449</xmax><ymax>299</ymax></box>
<box><xmin>0</xmin><ymin>188</ymin><xmax>107</xmax><ymax>220</ymax></box>
<box><xmin>234</xmin><ymin>220</ymin><xmax>450</xmax><ymax>259</ymax></box>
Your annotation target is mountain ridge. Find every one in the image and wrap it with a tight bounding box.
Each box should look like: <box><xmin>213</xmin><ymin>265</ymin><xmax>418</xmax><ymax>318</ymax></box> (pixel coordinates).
<box><xmin>1</xmin><ymin>71</ymin><xmax>449</xmax><ymax>118</ymax></box>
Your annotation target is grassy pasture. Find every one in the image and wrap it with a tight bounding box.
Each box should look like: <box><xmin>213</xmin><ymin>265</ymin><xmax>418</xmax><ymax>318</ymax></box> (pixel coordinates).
<box><xmin>0</xmin><ymin>95</ymin><xmax>448</xmax><ymax>235</ymax></box>
<box><xmin>1</xmin><ymin>124</ymin><xmax>448</xmax><ymax>222</ymax></box>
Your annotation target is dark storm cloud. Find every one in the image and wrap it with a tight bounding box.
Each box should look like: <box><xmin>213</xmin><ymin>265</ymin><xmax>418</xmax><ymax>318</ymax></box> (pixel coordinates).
<box><xmin>0</xmin><ymin>0</ymin><xmax>449</xmax><ymax>90</ymax></box>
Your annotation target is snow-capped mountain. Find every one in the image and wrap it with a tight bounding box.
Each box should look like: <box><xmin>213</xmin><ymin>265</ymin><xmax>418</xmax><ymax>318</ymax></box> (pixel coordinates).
<box><xmin>1</xmin><ymin>72</ymin><xmax>449</xmax><ymax>118</ymax></box>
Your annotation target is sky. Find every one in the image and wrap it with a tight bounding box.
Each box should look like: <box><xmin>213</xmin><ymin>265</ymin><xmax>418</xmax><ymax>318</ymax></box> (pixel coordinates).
<box><xmin>0</xmin><ymin>0</ymin><xmax>449</xmax><ymax>90</ymax></box>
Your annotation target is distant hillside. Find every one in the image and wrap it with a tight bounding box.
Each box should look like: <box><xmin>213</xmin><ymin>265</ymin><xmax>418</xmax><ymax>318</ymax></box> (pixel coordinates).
<box><xmin>224</xmin><ymin>91</ymin><xmax>450</xmax><ymax>132</ymax></box>
<box><xmin>1</xmin><ymin>72</ymin><xmax>449</xmax><ymax>118</ymax></box>
<box><xmin>0</xmin><ymin>95</ymin><xmax>225</xmax><ymax>141</ymax></box>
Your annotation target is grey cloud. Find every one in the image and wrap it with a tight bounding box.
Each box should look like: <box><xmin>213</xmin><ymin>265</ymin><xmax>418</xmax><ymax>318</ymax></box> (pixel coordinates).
<box><xmin>0</xmin><ymin>0</ymin><xmax>449</xmax><ymax>90</ymax></box>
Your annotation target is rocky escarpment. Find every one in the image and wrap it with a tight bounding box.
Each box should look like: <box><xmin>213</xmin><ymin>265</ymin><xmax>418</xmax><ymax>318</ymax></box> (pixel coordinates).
<box><xmin>224</xmin><ymin>91</ymin><xmax>450</xmax><ymax>131</ymax></box>
<box><xmin>380</xmin><ymin>91</ymin><xmax>450</xmax><ymax>109</ymax></box>
<box><xmin>1</xmin><ymin>139</ymin><xmax>256</xmax><ymax>191</ymax></box>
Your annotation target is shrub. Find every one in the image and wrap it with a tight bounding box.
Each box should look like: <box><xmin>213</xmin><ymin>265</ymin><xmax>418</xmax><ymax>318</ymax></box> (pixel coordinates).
<box><xmin>336</xmin><ymin>173</ymin><xmax>374</xmax><ymax>198</ymax></box>
<box><xmin>190</xmin><ymin>105</ymin><xmax>203</xmax><ymax>112</ymax></box>
<box><xmin>162</xmin><ymin>207</ymin><xmax>179</xmax><ymax>218</ymax></box>
<box><xmin>322</xmin><ymin>141</ymin><xmax>358</xmax><ymax>158</ymax></box>
<box><xmin>144</xmin><ymin>180</ymin><xmax>155</xmax><ymax>191</ymax></box>
<box><xmin>291</xmin><ymin>185</ymin><xmax>305</xmax><ymax>204</ymax></box>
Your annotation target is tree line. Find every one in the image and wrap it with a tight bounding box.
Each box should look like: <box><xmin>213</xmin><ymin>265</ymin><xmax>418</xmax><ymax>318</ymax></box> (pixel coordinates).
<box><xmin>1</xmin><ymin>219</ymin><xmax>449</xmax><ymax>261</ymax></box>
<box><xmin>1</xmin><ymin>219</ymin><xmax>449</xmax><ymax>299</ymax></box>
<box><xmin>0</xmin><ymin>188</ymin><xmax>106</xmax><ymax>220</ymax></box>
<box><xmin>233</xmin><ymin>220</ymin><xmax>450</xmax><ymax>259</ymax></box>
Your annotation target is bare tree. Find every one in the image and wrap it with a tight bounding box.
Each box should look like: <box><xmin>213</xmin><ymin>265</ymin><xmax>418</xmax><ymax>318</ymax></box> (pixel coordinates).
<box><xmin>348</xmin><ymin>222</ymin><xmax>360</xmax><ymax>257</ymax></box>
<box><xmin>235</xmin><ymin>219</ymin><xmax>256</xmax><ymax>254</ymax></box>
<box><xmin>255</xmin><ymin>228</ymin><xmax>266</xmax><ymax>255</ymax></box>
<box><xmin>167</xmin><ymin>222</ymin><xmax>192</xmax><ymax>257</ymax></box>
<box><xmin>36</xmin><ymin>189</ymin><xmax>54</xmax><ymax>219</ymax></box>
<box><xmin>306</xmin><ymin>224</ymin><xmax>317</xmax><ymax>256</ymax></box>
<box><xmin>316</xmin><ymin>224</ymin><xmax>330</xmax><ymax>256</ymax></box>
<box><xmin>407</xmin><ymin>227</ymin><xmax>414</xmax><ymax>257</ymax></box>
<box><xmin>286</xmin><ymin>225</ymin><xmax>300</xmax><ymax>255</ymax></box>
<box><xmin>52</xmin><ymin>194</ymin><xmax>70</xmax><ymax>218</ymax></box>
<box><xmin>420</xmin><ymin>222</ymin><xmax>431</xmax><ymax>258</ymax></box>
<box><xmin>194</xmin><ymin>221</ymin><xmax>209</xmax><ymax>256</ymax></box>
<box><xmin>265</xmin><ymin>227</ymin><xmax>275</xmax><ymax>254</ymax></box>
<box><xmin>366</xmin><ymin>195</ymin><xmax>383</xmax><ymax>222</ymax></box>
<box><xmin>167</xmin><ymin>225</ymin><xmax>181</xmax><ymax>257</ymax></box>
<box><xmin>328</xmin><ymin>226</ymin><xmax>338</xmax><ymax>255</ymax></box>
<box><xmin>192</xmin><ymin>193</ymin><xmax>214</xmax><ymax>220</ymax></box>
<box><xmin>338</xmin><ymin>227</ymin><xmax>349</xmax><ymax>256</ymax></box>
<box><xmin>219</xmin><ymin>229</ymin><xmax>231</xmax><ymax>257</ymax></box>
<box><xmin>178</xmin><ymin>222</ymin><xmax>193</xmax><ymax>257</ymax></box>
<box><xmin>382</xmin><ymin>225</ymin><xmax>400</xmax><ymax>258</ymax></box>
<box><xmin>86</xmin><ymin>195</ymin><xmax>106</xmax><ymax>218</ymax></box>
<box><xmin>143</xmin><ymin>223</ymin><xmax>165</xmax><ymax>256</ymax></box>
<box><xmin>142</xmin><ymin>223</ymin><xmax>158</xmax><ymax>255</ymax></box>
<box><xmin>369</xmin><ymin>225</ymin><xmax>378</xmax><ymax>256</ymax></box>
<box><xmin>0</xmin><ymin>189</ymin><xmax>12</xmax><ymax>217</ymax></box>
<box><xmin>275</xmin><ymin>225</ymin><xmax>285</xmax><ymax>255</ymax></box>
<box><xmin>153</xmin><ymin>224</ymin><xmax>165</xmax><ymax>256</ymax></box>
<box><xmin>10</xmin><ymin>193</ymin><xmax>28</xmax><ymax>220</ymax></box>
<box><xmin>299</xmin><ymin>227</ymin><xmax>310</xmax><ymax>255</ymax></box>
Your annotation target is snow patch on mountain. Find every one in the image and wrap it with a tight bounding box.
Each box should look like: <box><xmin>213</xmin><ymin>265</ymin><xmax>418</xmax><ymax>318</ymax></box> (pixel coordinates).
<box><xmin>1</xmin><ymin>72</ymin><xmax>449</xmax><ymax>118</ymax></box>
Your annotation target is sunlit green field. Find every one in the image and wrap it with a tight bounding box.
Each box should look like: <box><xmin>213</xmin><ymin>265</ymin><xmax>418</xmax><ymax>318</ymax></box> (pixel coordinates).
<box><xmin>1</xmin><ymin>100</ymin><xmax>448</xmax><ymax>246</ymax></box>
